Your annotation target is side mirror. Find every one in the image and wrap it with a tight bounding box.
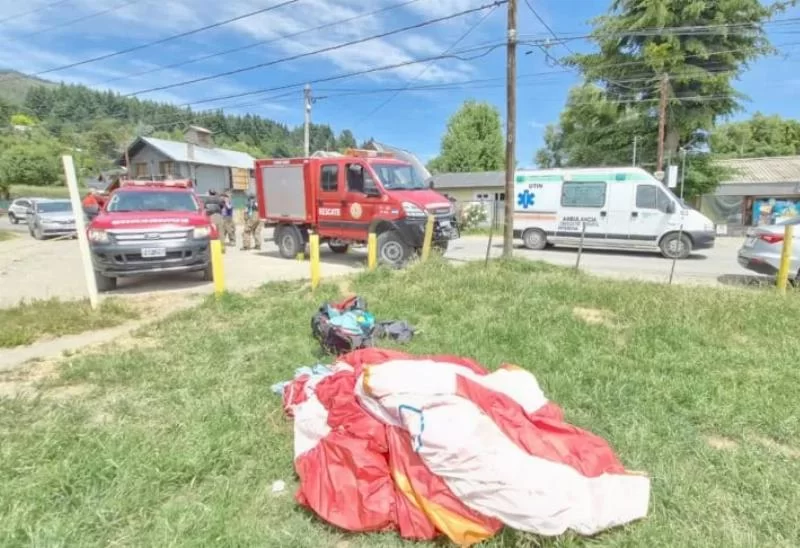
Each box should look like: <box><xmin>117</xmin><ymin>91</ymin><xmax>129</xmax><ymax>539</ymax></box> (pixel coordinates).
<box><xmin>364</xmin><ymin>186</ymin><xmax>381</xmax><ymax>198</ymax></box>
<box><xmin>665</xmin><ymin>202</ymin><xmax>676</xmax><ymax>214</ymax></box>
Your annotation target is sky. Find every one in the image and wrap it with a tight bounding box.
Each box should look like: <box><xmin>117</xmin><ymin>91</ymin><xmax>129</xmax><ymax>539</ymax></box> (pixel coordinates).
<box><xmin>2</xmin><ymin>0</ymin><xmax>800</xmax><ymax>167</ymax></box>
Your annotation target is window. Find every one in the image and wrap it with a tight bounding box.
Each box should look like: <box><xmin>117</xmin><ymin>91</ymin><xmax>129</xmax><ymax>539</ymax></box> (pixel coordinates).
<box><xmin>474</xmin><ymin>192</ymin><xmax>490</xmax><ymax>201</ymax></box>
<box><xmin>134</xmin><ymin>162</ymin><xmax>148</xmax><ymax>178</ymax></box>
<box><xmin>346</xmin><ymin>163</ymin><xmax>375</xmax><ymax>193</ymax></box>
<box><xmin>372</xmin><ymin>163</ymin><xmax>425</xmax><ymax>190</ymax></box>
<box><xmin>159</xmin><ymin>161</ymin><xmax>175</xmax><ymax>177</ymax></box>
<box><xmin>37</xmin><ymin>201</ymin><xmax>72</xmax><ymax>213</ymax></box>
<box><xmin>494</xmin><ymin>192</ymin><xmax>506</xmax><ymax>201</ymax></box>
<box><xmin>636</xmin><ymin>185</ymin><xmax>671</xmax><ymax>213</ymax></box>
<box><xmin>320</xmin><ymin>164</ymin><xmax>339</xmax><ymax>192</ymax></box>
<box><xmin>107</xmin><ymin>191</ymin><xmax>199</xmax><ymax>213</ymax></box>
<box><xmin>561</xmin><ymin>181</ymin><xmax>606</xmax><ymax>208</ymax></box>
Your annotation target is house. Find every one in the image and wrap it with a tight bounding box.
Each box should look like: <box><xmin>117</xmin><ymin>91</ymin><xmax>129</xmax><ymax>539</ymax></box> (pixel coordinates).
<box><xmin>428</xmin><ymin>171</ymin><xmax>506</xmax><ymax>203</ymax></box>
<box><xmin>699</xmin><ymin>156</ymin><xmax>800</xmax><ymax>235</ymax></box>
<box><xmin>119</xmin><ymin>126</ymin><xmax>256</xmax><ymax>194</ymax></box>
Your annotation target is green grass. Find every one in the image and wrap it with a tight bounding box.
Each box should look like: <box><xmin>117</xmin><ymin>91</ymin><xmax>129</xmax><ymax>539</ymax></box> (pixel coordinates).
<box><xmin>0</xmin><ymin>298</ymin><xmax>139</xmax><ymax>348</ymax></box>
<box><xmin>9</xmin><ymin>184</ymin><xmax>71</xmax><ymax>200</ymax></box>
<box><xmin>1</xmin><ymin>260</ymin><xmax>799</xmax><ymax>547</ymax></box>
<box><xmin>0</xmin><ymin>230</ymin><xmax>15</xmax><ymax>241</ymax></box>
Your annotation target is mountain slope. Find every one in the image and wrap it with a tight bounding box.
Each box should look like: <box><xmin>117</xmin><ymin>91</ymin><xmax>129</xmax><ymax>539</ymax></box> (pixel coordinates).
<box><xmin>0</xmin><ymin>70</ymin><xmax>57</xmax><ymax>105</ymax></box>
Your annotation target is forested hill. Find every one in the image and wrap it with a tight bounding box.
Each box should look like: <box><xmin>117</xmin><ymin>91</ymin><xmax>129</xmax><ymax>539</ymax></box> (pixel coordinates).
<box><xmin>0</xmin><ymin>70</ymin><xmax>361</xmax><ymax>160</ymax></box>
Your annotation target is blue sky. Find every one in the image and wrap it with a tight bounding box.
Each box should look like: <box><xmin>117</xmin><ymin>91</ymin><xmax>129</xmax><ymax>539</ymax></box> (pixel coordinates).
<box><xmin>1</xmin><ymin>0</ymin><xmax>800</xmax><ymax>167</ymax></box>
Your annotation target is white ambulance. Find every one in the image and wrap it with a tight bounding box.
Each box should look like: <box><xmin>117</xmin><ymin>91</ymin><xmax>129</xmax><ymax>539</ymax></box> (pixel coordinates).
<box><xmin>513</xmin><ymin>167</ymin><xmax>716</xmax><ymax>259</ymax></box>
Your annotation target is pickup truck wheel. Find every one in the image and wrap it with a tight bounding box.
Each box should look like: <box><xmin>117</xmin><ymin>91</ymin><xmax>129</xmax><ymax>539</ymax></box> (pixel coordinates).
<box><xmin>378</xmin><ymin>230</ymin><xmax>411</xmax><ymax>267</ymax></box>
<box><xmin>276</xmin><ymin>225</ymin><xmax>303</xmax><ymax>259</ymax></box>
<box><xmin>328</xmin><ymin>242</ymin><xmax>349</xmax><ymax>254</ymax></box>
<box><xmin>94</xmin><ymin>271</ymin><xmax>117</xmax><ymax>292</ymax></box>
<box><xmin>659</xmin><ymin>233</ymin><xmax>692</xmax><ymax>259</ymax></box>
<box><xmin>522</xmin><ymin>228</ymin><xmax>547</xmax><ymax>250</ymax></box>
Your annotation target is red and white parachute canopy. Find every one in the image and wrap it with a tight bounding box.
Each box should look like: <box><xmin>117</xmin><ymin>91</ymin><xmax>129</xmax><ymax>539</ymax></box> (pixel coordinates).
<box><xmin>280</xmin><ymin>349</ymin><xmax>650</xmax><ymax>546</ymax></box>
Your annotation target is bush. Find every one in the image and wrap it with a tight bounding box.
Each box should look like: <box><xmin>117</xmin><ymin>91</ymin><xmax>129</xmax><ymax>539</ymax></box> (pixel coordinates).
<box><xmin>459</xmin><ymin>202</ymin><xmax>489</xmax><ymax>231</ymax></box>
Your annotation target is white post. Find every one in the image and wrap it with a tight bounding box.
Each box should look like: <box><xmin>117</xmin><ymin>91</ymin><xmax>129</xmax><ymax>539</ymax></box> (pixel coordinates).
<box><xmin>62</xmin><ymin>155</ymin><xmax>99</xmax><ymax>309</ymax></box>
<box><xmin>304</xmin><ymin>84</ymin><xmax>312</xmax><ymax>157</ymax></box>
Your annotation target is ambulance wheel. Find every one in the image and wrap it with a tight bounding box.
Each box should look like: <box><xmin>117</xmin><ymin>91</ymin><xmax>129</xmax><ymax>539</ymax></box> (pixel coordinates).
<box><xmin>659</xmin><ymin>233</ymin><xmax>692</xmax><ymax>259</ymax></box>
<box><xmin>522</xmin><ymin>228</ymin><xmax>547</xmax><ymax>250</ymax></box>
<box><xmin>328</xmin><ymin>242</ymin><xmax>349</xmax><ymax>254</ymax></box>
<box><xmin>94</xmin><ymin>271</ymin><xmax>117</xmax><ymax>292</ymax></box>
<box><xmin>378</xmin><ymin>230</ymin><xmax>411</xmax><ymax>267</ymax></box>
<box><xmin>276</xmin><ymin>225</ymin><xmax>303</xmax><ymax>259</ymax></box>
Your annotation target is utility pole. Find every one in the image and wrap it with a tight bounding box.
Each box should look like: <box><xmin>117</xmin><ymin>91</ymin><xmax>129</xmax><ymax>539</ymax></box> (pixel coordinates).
<box><xmin>304</xmin><ymin>84</ymin><xmax>312</xmax><ymax>156</ymax></box>
<box><xmin>632</xmin><ymin>135</ymin><xmax>638</xmax><ymax>167</ymax></box>
<box><xmin>503</xmin><ymin>0</ymin><xmax>517</xmax><ymax>259</ymax></box>
<box><xmin>656</xmin><ymin>73</ymin><xmax>669</xmax><ymax>173</ymax></box>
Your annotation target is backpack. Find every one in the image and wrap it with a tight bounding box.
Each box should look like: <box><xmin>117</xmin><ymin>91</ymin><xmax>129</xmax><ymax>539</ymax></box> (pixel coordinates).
<box><xmin>311</xmin><ymin>296</ymin><xmax>376</xmax><ymax>355</ymax></box>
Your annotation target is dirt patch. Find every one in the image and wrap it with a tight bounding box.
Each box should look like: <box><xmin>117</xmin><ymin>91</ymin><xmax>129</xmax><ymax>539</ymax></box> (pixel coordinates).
<box><xmin>752</xmin><ymin>436</ymin><xmax>800</xmax><ymax>459</ymax></box>
<box><xmin>573</xmin><ymin>307</ymin><xmax>616</xmax><ymax>327</ymax></box>
<box><xmin>706</xmin><ymin>435</ymin><xmax>739</xmax><ymax>450</ymax></box>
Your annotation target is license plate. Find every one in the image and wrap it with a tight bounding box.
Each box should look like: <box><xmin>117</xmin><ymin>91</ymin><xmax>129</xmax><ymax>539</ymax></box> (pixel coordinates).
<box><xmin>141</xmin><ymin>247</ymin><xmax>166</xmax><ymax>258</ymax></box>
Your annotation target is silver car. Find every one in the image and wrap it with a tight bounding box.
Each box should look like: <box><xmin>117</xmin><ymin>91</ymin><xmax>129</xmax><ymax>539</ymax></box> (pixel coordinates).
<box><xmin>7</xmin><ymin>198</ymin><xmax>35</xmax><ymax>224</ymax></box>
<box><xmin>737</xmin><ymin>217</ymin><xmax>800</xmax><ymax>280</ymax></box>
<box><xmin>26</xmin><ymin>199</ymin><xmax>77</xmax><ymax>240</ymax></box>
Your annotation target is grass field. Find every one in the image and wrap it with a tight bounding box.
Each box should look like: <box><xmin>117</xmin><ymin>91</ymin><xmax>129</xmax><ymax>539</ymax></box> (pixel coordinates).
<box><xmin>1</xmin><ymin>260</ymin><xmax>798</xmax><ymax>547</ymax></box>
<box><xmin>0</xmin><ymin>230</ymin><xmax>15</xmax><ymax>242</ymax></box>
<box><xmin>0</xmin><ymin>298</ymin><xmax>139</xmax><ymax>348</ymax></box>
<box><xmin>9</xmin><ymin>184</ymin><xmax>71</xmax><ymax>200</ymax></box>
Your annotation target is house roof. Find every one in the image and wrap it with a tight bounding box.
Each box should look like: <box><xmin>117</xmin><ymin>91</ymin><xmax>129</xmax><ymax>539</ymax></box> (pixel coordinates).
<box><xmin>126</xmin><ymin>137</ymin><xmax>255</xmax><ymax>170</ymax></box>
<box><xmin>717</xmin><ymin>156</ymin><xmax>800</xmax><ymax>184</ymax></box>
<box><xmin>430</xmin><ymin>171</ymin><xmax>505</xmax><ymax>189</ymax></box>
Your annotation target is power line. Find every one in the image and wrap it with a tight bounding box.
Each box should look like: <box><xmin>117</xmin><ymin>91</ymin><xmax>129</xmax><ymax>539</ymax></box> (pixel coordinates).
<box><xmin>523</xmin><ymin>0</ymin><xmax>574</xmax><ymax>55</ymax></box>
<box><xmin>353</xmin><ymin>1</ymin><xmax>500</xmax><ymax>126</ymax></box>
<box><xmin>0</xmin><ymin>0</ymin><xmax>72</xmax><ymax>25</ymax></box>
<box><xmin>182</xmin><ymin>41</ymin><xmax>508</xmax><ymax>108</ymax></box>
<box><xmin>2</xmin><ymin>0</ymin><xmax>298</xmax><ymax>81</ymax></box>
<box><xmin>124</xmin><ymin>0</ymin><xmax>507</xmax><ymax>97</ymax></box>
<box><xmin>100</xmin><ymin>0</ymin><xmax>426</xmax><ymax>87</ymax></box>
<box><xmin>17</xmin><ymin>0</ymin><xmax>146</xmax><ymax>39</ymax></box>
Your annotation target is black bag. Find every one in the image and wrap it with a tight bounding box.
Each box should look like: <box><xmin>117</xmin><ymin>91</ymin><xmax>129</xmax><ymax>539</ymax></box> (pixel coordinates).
<box><xmin>311</xmin><ymin>296</ymin><xmax>375</xmax><ymax>355</ymax></box>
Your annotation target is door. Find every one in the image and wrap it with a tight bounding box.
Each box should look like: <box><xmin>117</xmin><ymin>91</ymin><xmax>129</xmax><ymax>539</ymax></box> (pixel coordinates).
<box><xmin>342</xmin><ymin>162</ymin><xmax>381</xmax><ymax>240</ymax></box>
<box><xmin>629</xmin><ymin>184</ymin><xmax>672</xmax><ymax>244</ymax></box>
<box><xmin>555</xmin><ymin>180</ymin><xmax>608</xmax><ymax>244</ymax></box>
<box><xmin>603</xmin><ymin>182</ymin><xmax>634</xmax><ymax>245</ymax></box>
<box><xmin>316</xmin><ymin>163</ymin><xmax>347</xmax><ymax>238</ymax></box>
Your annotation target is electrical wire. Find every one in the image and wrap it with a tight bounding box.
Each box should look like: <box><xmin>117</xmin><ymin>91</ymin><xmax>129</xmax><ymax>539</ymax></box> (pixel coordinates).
<box><xmin>17</xmin><ymin>0</ymin><xmax>146</xmax><ymax>39</ymax></box>
<box><xmin>352</xmin><ymin>1</ymin><xmax>500</xmax><ymax>126</ymax></box>
<box><xmin>124</xmin><ymin>0</ymin><xmax>507</xmax><ymax>97</ymax></box>
<box><xmin>99</xmin><ymin>0</ymin><xmax>426</xmax><ymax>86</ymax></box>
<box><xmin>0</xmin><ymin>0</ymin><xmax>72</xmax><ymax>25</ymax></box>
<box><xmin>2</xmin><ymin>0</ymin><xmax>298</xmax><ymax>81</ymax></box>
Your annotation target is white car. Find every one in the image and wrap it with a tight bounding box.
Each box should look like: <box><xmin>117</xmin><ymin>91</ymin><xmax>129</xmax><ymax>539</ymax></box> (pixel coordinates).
<box><xmin>737</xmin><ymin>217</ymin><xmax>800</xmax><ymax>280</ymax></box>
<box><xmin>7</xmin><ymin>198</ymin><xmax>34</xmax><ymax>224</ymax></box>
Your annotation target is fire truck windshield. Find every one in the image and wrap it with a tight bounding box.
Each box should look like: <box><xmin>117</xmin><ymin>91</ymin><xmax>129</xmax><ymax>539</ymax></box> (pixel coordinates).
<box><xmin>372</xmin><ymin>163</ymin><xmax>426</xmax><ymax>191</ymax></box>
<box><xmin>107</xmin><ymin>191</ymin><xmax>200</xmax><ymax>213</ymax></box>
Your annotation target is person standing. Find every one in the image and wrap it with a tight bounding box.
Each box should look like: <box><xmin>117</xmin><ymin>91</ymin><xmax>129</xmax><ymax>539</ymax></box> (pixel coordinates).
<box><xmin>221</xmin><ymin>191</ymin><xmax>236</xmax><ymax>247</ymax></box>
<box><xmin>242</xmin><ymin>194</ymin><xmax>263</xmax><ymax>251</ymax></box>
<box><xmin>206</xmin><ymin>190</ymin><xmax>226</xmax><ymax>254</ymax></box>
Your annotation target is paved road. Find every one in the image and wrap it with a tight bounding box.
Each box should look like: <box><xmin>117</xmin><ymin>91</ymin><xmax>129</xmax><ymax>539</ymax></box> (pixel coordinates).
<box><xmin>0</xmin><ymin>229</ymin><xmax>761</xmax><ymax>308</ymax></box>
<box><xmin>450</xmin><ymin>236</ymin><xmax>758</xmax><ymax>287</ymax></box>
<box><xmin>0</xmin><ymin>215</ymin><xmax>32</xmax><ymax>234</ymax></box>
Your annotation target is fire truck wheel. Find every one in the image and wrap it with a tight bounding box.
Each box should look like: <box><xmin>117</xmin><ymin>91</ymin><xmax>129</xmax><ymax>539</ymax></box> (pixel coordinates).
<box><xmin>328</xmin><ymin>242</ymin><xmax>349</xmax><ymax>254</ymax></box>
<box><xmin>377</xmin><ymin>230</ymin><xmax>411</xmax><ymax>267</ymax></box>
<box><xmin>276</xmin><ymin>225</ymin><xmax>303</xmax><ymax>259</ymax></box>
<box><xmin>94</xmin><ymin>271</ymin><xmax>117</xmax><ymax>292</ymax></box>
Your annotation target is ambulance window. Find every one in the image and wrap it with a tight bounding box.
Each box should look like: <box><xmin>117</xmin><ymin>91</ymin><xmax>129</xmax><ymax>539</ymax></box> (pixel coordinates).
<box><xmin>636</xmin><ymin>185</ymin><xmax>671</xmax><ymax>212</ymax></box>
<box><xmin>320</xmin><ymin>164</ymin><xmax>338</xmax><ymax>192</ymax></box>
<box><xmin>561</xmin><ymin>181</ymin><xmax>606</xmax><ymax>208</ymax></box>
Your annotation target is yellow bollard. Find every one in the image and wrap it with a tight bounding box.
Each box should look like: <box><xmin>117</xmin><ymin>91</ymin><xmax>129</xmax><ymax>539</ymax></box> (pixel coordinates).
<box><xmin>210</xmin><ymin>239</ymin><xmax>225</xmax><ymax>299</ymax></box>
<box><xmin>310</xmin><ymin>233</ymin><xmax>321</xmax><ymax>290</ymax></box>
<box><xmin>367</xmin><ymin>232</ymin><xmax>377</xmax><ymax>271</ymax></box>
<box><xmin>776</xmin><ymin>224</ymin><xmax>794</xmax><ymax>294</ymax></box>
<box><xmin>421</xmin><ymin>214</ymin><xmax>435</xmax><ymax>261</ymax></box>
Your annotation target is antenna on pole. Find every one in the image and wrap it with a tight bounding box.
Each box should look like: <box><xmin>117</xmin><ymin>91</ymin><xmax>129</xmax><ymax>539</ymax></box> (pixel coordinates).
<box><xmin>304</xmin><ymin>84</ymin><xmax>312</xmax><ymax>156</ymax></box>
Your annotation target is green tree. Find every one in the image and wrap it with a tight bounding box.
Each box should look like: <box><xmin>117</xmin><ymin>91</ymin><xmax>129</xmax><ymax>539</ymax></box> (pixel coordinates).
<box><xmin>336</xmin><ymin>129</ymin><xmax>357</xmax><ymax>151</ymax></box>
<box><xmin>537</xmin><ymin>0</ymin><xmax>790</xmax><ymax>196</ymax></box>
<box><xmin>711</xmin><ymin>113</ymin><xmax>800</xmax><ymax>157</ymax></box>
<box><xmin>428</xmin><ymin>100</ymin><xmax>504</xmax><ymax>173</ymax></box>
<box><xmin>10</xmin><ymin>113</ymin><xmax>36</xmax><ymax>127</ymax></box>
<box><xmin>0</xmin><ymin>141</ymin><xmax>62</xmax><ymax>188</ymax></box>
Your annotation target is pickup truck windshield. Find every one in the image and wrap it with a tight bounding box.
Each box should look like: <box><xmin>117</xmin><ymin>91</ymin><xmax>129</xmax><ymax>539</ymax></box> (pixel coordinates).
<box><xmin>38</xmin><ymin>201</ymin><xmax>73</xmax><ymax>213</ymax></box>
<box><xmin>107</xmin><ymin>191</ymin><xmax>199</xmax><ymax>213</ymax></box>
<box><xmin>372</xmin><ymin>163</ymin><xmax>426</xmax><ymax>190</ymax></box>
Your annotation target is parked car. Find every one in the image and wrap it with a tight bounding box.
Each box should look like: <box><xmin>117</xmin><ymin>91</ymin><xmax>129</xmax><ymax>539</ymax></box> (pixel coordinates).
<box><xmin>737</xmin><ymin>216</ymin><xmax>800</xmax><ymax>280</ymax></box>
<box><xmin>7</xmin><ymin>198</ymin><xmax>34</xmax><ymax>224</ymax></box>
<box><xmin>26</xmin><ymin>199</ymin><xmax>77</xmax><ymax>240</ymax></box>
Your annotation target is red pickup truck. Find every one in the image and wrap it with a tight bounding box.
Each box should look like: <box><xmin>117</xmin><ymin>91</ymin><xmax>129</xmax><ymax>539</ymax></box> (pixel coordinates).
<box><xmin>86</xmin><ymin>180</ymin><xmax>218</xmax><ymax>291</ymax></box>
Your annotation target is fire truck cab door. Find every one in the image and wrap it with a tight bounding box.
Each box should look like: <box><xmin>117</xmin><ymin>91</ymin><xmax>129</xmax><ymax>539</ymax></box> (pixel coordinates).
<box><xmin>316</xmin><ymin>162</ymin><xmax>346</xmax><ymax>239</ymax></box>
<box><xmin>342</xmin><ymin>162</ymin><xmax>381</xmax><ymax>240</ymax></box>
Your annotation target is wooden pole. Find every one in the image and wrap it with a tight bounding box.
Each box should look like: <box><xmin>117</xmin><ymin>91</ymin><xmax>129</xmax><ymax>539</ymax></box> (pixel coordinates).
<box><xmin>656</xmin><ymin>73</ymin><xmax>669</xmax><ymax>173</ymax></box>
<box><xmin>503</xmin><ymin>0</ymin><xmax>517</xmax><ymax>259</ymax></box>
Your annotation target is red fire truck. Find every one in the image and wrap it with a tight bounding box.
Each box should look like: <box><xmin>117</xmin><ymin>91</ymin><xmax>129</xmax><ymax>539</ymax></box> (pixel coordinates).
<box><xmin>86</xmin><ymin>179</ymin><xmax>218</xmax><ymax>291</ymax></box>
<box><xmin>255</xmin><ymin>149</ymin><xmax>459</xmax><ymax>266</ymax></box>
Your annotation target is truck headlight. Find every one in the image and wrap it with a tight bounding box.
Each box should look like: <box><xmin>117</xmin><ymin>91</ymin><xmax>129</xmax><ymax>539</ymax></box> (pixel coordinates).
<box><xmin>193</xmin><ymin>226</ymin><xmax>212</xmax><ymax>239</ymax></box>
<box><xmin>402</xmin><ymin>202</ymin><xmax>426</xmax><ymax>218</ymax></box>
<box><xmin>87</xmin><ymin>228</ymin><xmax>108</xmax><ymax>243</ymax></box>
